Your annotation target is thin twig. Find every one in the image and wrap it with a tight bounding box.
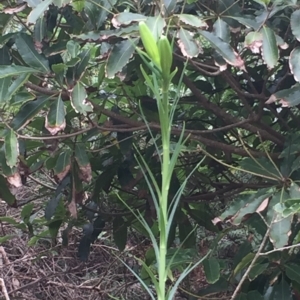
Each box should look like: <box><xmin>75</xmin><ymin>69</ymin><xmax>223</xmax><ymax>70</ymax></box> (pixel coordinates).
<box><xmin>0</xmin><ymin>278</ymin><xmax>10</xmax><ymax>300</ymax></box>
<box><xmin>230</xmin><ymin>220</ymin><xmax>272</xmax><ymax>300</ymax></box>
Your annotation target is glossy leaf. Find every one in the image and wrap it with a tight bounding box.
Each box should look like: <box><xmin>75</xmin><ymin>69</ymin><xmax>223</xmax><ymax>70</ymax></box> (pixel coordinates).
<box><xmin>0</xmin><ymin>65</ymin><xmax>39</xmax><ymax>78</ymax></box>
<box><xmin>145</xmin><ymin>15</ymin><xmax>166</xmax><ymax>42</ymax></box>
<box><xmin>70</xmin><ymin>82</ymin><xmax>93</xmax><ymax>115</ymax></box>
<box><xmin>203</xmin><ymin>258</ymin><xmax>220</xmax><ymax>284</ymax></box>
<box><xmin>199</xmin><ymin>30</ymin><xmax>245</xmax><ymax>69</ymax></box>
<box><xmin>261</xmin><ymin>26</ymin><xmax>278</xmax><ymax>69</ymax></box>
<box><xmin>45</xmin><ymin>94</ymin><xmax>66</xmax><ymax>135</ymax></box>
<box><xmin>177</xmin><ymin>27</ymin><xmax>201</xmax><ymax>58</ymax></box>
<box><xmin>269</xmin><ymin>215</ymin><xmax>292</xmax><ymax>248</ymax></box>
<box><xmin>10</xmin><ymin>96</ymin><xmax>50</xmax><ymax>130</ymax></box>
<box><xmin>213</xmin><ymin>18</ymin><xmax>230</xmax><ymax>42</ymax></box>
<box><xmin>5</xmin><ymin>129</ymin><xmax>19</xmax><ymax>167</ymax></box>
<box><xmin>5</xmin><ymin>74</ymin><xmax>30</xmax><ymax>103</ymax></box>
<box><xmin>220</xmin><ymin>190</ymin><xmax>272</xmax><ymax>225</ymax></box>
<box><xmin>27</xmin><ymin>0</ymin><xmax>53</xmax><ymax>24</ymax></box>
<box><xmin>289</xmin><ymin>47</ymin><xmax>300</xmax><ymax>83</ymax></box>
<box><xmin>15</xmin><ymin>33</ymin><xmax>50</xmax><ymax>72</ymax></box>
<box><xmin>106</xmin><ymin>39</ymin><xmax>138</xmax><ymax>78</ymax></box>
<box><xmin>266</xmin><ymin>85</ymin><xmax>300</xmax><ymax>107</ymax></box>
<box><xmin>291</xmin><ymin>10</ymin><xmax>300</xmax><ymax>41</ymax></box>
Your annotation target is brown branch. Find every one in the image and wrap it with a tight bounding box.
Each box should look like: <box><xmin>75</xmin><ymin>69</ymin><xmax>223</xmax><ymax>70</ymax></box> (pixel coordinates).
<box><xmin>24</xmin><ymin>82</ymin><xmax>280</xmax><ymax>158</ymax></box>
<box><xmin>182</xmin><ymin>75</ymin><xmax>284</xmax><ymax>146</ymax></box>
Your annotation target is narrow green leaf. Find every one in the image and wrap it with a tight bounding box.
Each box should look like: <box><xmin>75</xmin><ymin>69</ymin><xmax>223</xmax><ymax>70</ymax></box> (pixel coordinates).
<box><xmin>5</xmin><ymin>129</ymin><xmax>19</xmax><ymax>167</ymax></box>
<box><xmin>5</xmin><ymin>74</ymin><xmax>30</xmax><ymax>102</ymax></box>
<box><xmin>248</xmin><ymin>263</ymin><xmax>269</xmax><ymax>281</ymax></box>
<box><xmin>10</xmin><ymin>96</ymin><xmax>50</xmax><ymax>130</ymax></box>
<box><xmin>75</xmin><ymin>49</ymin><xmax>91</xmax><ymax>80</ymax></box>
<box><xmin>261</xmin><ymin>26</ymin><xmax>279</xmax><ymax>69</ymax></box>
<box><xmin>34</xmin><ymin>16</ymin><xmax>47</xmax><ymax>42</ymax></box>
<box><xmin>0</xmin><ymin>235</ymin><xmax>15</xmax><ymax>244</ymax></box>
<box><xmin>0</xmin><ymin>65</ymin><xmax>39</xmax><ymax>78</ymax></box>
<box><xmin>0</xmin><ymin>77</ymin><xmax>11</xmax><ymax>103</ymax></box>
<box><xmin>233</xmin><ymin>253</ymin><xmax>255</xmax><ymax>276</ymax></box>
<box><xmin>203</xmin><ymin>258</ymin><xmax>220</xmax><ymax>284</ymax></box>
<box><xmin>15</xmin><ymin>33</ymin><xmax>50</xmax><ymax>72</ymax></box>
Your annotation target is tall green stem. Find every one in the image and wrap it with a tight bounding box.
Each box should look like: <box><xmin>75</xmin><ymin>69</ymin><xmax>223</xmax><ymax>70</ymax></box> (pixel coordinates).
<box><xmin>158</xmin><ymin>83</ymin><xmax>171</xmax><ymax>300</ymax></box>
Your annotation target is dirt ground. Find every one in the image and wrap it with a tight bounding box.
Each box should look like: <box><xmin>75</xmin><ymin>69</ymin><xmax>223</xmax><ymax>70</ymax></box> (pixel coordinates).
<box><xmin>0</xmin><ymin>182</ymin><xmax>229</xmax><ymax>300</ymax></box>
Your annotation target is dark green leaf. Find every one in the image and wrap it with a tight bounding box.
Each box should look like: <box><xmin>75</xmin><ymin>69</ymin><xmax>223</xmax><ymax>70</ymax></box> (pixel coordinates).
<box><xmin>177</xmin><ymin>14</ymin><xmax>207</xmax><ymax>28</ymax></box>
<box><xmin>4</xmin><ymin>129</ymin><xmax>19</xmax><ymax>167</ymax></box>
<box><xmin>106</xmin><ymin>39</ymin><xmax>138</xmax><ymax>78</ymax></box>
<box><xmin>203</xmin><ymin>258</ymin><xmax>220</xmax><ymax>284</ymax></box>
<box><xmin>27</xmin><ymin>0</ymin><xmax>53</xmax><ymax>24</ymax></box>
<box><xmin>199</xmin><ymin>30</ymin><xmax>245</xmax><ymax>69</ymax></box>
<box><xmin>285</xmin><ymin>262</ymin><xmax>300</xmax><ymax>283</ymax></box>
<box><xmin>178</xmin><ymin>27</ymin><xmax>202</xmax><ymax>58</ymax></box>
<box><xmin>267</xmin><ymin>84</ymin><xmax>300</xmax><ymax>107</ymax></box>
<box><xmin>291</xmin><ymin>10</ymin><xmax>300</xmax><ymax>42</ymax></box>
<box><xmin>0</xmin><ymin>175</ymin><xmax>16</xmax><ymax>206</ymax></box>
<box><xmin>10</xmin><ymin>96</ymin><xmax>50</xmax><ymax>131</ymax></box>
<box><xmin>70</xmin><ymin>82</ymin><xmax>93</xmax><ymax>115</ymax></box>
<box><xmin>0</xmin><ymin>65</ymin><xmax>39</xmax><ymax>78</ymax></box>
<box><xmin>270</xmin><ymin>279</ymin><xmax>292</xmax><ymax>300</ymax></box>
<box><xmin>45</xmin><ymin>95</ymin><xmax>66</xmax><ymax>135</ymax></box>
<box><xmin>178</xmin><ymin>216</ymin><xmax>195</xmax><ymax>248</ymax></box>
<box><xmin>289</xmin><ymin>47</ymin><xmax>300</xmax><ymax>83</ymax></box>
<box><xmin>261</xmin><ymin>26</ymin><xmax>278</xmax><ymax>69</ymax></box>
<box><xmin>113</xmin><ymin>217</ymin><xmax>127</xmax><ymax>251</ymax></box>
<box><xmin>248</xmin><ymin>263</ymin><xmax>269</xmax><ymax>281</ymax></box>
<box><xmin>15</xmin><ymin>33</ymin><xmax>50</xmax><ymax>72</ymax></box>
<box><xmin>270</xmin><ymin>215</ymin><xmax>292</xmax><ymax>248</ymax></box>
<box><xmin>45</xmin><ymin>195</ymin><xmax>62</xmax><ymax>221</ymax></box>
<box><xmin>21</xmin><ymin>203</ymin><xmax>34</xmax><ymax>223</ymax></box>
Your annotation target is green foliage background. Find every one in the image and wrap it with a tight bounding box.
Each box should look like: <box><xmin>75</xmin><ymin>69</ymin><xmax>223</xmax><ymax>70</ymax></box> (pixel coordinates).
<box><xmin>1</xmin><ymin>0</ymin><xmax>300</xmax><ymax>299</ymax></box>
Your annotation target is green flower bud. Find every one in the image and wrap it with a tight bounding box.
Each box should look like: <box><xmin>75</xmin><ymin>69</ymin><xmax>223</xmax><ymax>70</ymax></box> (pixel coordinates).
<box><xmin>139</xmin><ymin>21</ymin><xmax>161</xmax><ymax>68</ymax></box>
<box><xmin>158</xmin><ymin>35</ymin><xmax>173</xmax><ymax>79</ymax></box>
